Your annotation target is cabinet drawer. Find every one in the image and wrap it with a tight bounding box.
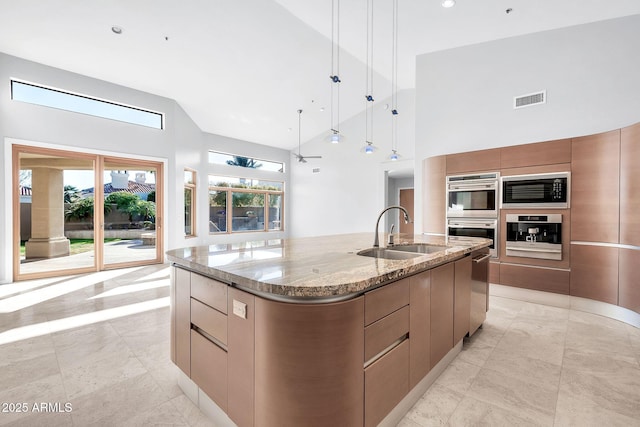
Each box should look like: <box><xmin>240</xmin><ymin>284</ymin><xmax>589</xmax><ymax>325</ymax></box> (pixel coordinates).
<box><xmin>364</xmin><ymin>279</ymin><xmax>409</xmax><ymax>326</ymax></box>
<box><xmin>191</xmin><ymin>298</ymin><xmax>227</xmax><ymax>345</ymax></box>
<box><xmin>191</xmin><ymin>330</ymin><xmax>228</xmax><ymax>411</ymax></box>
<box><xmin>364</xmin><ymin>306</ymin><xmax>409</xmax><ymax>364</ymax></box>
<box><xmin>364</xmin><ymin>339</ymin><xmax>409</xmax><ymax>427</ymax></box>
<box><xmin>191</xmin><ymin>273</ymin><xmax>228</xmax><ymax>314</ymax></box>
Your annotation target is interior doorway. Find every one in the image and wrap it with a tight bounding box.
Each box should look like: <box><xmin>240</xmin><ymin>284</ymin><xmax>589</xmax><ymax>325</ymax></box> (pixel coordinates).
<box><xmin>13</xmin><ymin>144</ymin><xmax>163</xmax><ymax>281</ymax></box>
<box><xmin>399</xmin><ymin>188</ymin><xmax>414</xmax><ymax>234</ymax></box>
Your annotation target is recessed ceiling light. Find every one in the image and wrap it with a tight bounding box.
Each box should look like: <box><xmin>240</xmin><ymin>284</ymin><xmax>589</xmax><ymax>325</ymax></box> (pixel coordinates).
<box><xmin>442</xmin><ymin>0</ymin><xmax>455</xmax><ymax>8</ymax></box>
<box><xmin>111</xmin><ymin>26</ymin><xmax>123</xmax><ymax>34</ymax></box>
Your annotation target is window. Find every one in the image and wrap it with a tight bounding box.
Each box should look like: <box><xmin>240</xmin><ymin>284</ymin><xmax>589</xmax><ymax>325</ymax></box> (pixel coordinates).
<box><xmin>11</xmin><ymin>80</ymin><xmax>163</xmax><ymax>129</ymax></box>
<box><xmin>209</xmin><ymin>175</ymin><xmax>283</xmax><ymax>233</ymax></box>
<box><xmin>184</xmin><ymin>169</ymin><xmax>196</xmax><ymax>237</ymax></box>
<box><xmin>208</xmin><ymin>151</ymin><xmax>283</xmax><ymax>173</ymax></box>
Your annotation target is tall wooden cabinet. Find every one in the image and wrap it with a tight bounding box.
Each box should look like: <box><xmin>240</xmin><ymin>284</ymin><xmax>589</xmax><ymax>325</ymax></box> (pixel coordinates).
<box><xmin>619</xmin><ymin>122</ymin><xmax>640</xmax><ymax>312</ymax></box>
<box><xmin>423</xmin><ymin>156</ymin><xmax>446</xmax><ymax>235</ymax></box>
<box><xmin>570</xmin><ymin>130</ymin><xmax>620</xmax><ymax>243</ymax></box>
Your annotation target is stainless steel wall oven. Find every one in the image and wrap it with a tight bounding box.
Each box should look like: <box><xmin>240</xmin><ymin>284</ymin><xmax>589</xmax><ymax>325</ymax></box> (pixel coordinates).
<box><xmin>448</xmin><ymin>218</ymin><xmax>498</xmax><ymax>258</ymax></box>
<box><xmin>446</xmin><ymin>172</ymin><xmax>499</xmax><ymax>218</ymax></box>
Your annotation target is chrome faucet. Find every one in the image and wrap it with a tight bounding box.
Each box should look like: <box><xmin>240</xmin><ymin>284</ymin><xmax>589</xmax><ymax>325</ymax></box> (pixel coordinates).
<box><xmin>388</xmin><ymin>224</ymin><xmax>395</xmax><ymax>246</ymax></box>
<box><xmin>373</xmin><ymin>205</ymin><xmax>412</xmax><ymax>247</ymax></box>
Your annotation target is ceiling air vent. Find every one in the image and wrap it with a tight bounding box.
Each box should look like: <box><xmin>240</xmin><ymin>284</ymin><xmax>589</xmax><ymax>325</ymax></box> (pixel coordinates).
<box><xmin>514</xmin><ymin>90</ymin><xmax>546</xmax><ymax>109</ymax></box>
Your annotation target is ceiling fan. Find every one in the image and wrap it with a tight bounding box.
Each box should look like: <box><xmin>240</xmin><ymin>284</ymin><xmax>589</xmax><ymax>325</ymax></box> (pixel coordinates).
<box><xmin>293</xmin><ymin>109</ymin><xmax>322</xmax><ymax>163</ymax></box>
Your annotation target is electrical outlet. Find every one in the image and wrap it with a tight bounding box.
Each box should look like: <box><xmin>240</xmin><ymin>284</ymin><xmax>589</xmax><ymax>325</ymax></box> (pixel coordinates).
<box><xmin>233</xmin><ymin>300</ymin><xmax>247</xmax><ymax>319</ymax></box>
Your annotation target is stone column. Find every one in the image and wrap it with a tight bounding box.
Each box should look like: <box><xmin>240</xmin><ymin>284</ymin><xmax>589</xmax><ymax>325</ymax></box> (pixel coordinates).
<box><xmin>25</xmin><ymin>167</ymin><xmax>70</xmax><ymax>259</ymax></box>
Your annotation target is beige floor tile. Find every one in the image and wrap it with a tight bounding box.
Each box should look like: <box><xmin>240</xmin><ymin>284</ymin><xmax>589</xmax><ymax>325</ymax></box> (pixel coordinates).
<box><xmin>0</xmin><ymin>334</ymin><xmax>55</xmax><ymax>365</ymax></box>
<box><xmin>491</xmin><ymin>327</ymin><xmax>565</xmax><ymax>366</ymax></box>
<box><xmin>52</xmin><ymin>322</ymin><xmax>127</xmax><ymax>371</ymax></box>
<box><xmin>0</xmin><ymin>374</ymin><xmax>68</xmax><ymax>426</ymax></box>
<box><xmin>396</xmin><ymin>417</ymin><xmax>422</xmax><ymax>427</ymax></box>
<box><xmin>448</xmin><ymin>395</ymin><xmax>552</xmax><ymax>427</ymax></box>
<box><xmin>2</xmin><ymin>411</ymin><xmax>73</xmax><ymax>427</ymax></box>
<box><xmin>148</xmin><ymin>360</ymin><xmax>185</xmax><ymax>400</ymax></box>
<box><xmin>483</xmin><ymin>350</ymin><xmax>562</xmax><ymax>389</ymax></box>
<box><xmin>0</xmin><ymin>351</ymin><xmax>60</xmax><ymax>391</ymax></box>
<box><xmin>404</xmin><ymin>383</ymin><xmax>464</xmax><ymax>426</ymax></box>
<box><xmin>60</xmin><ymin>346</ymin><xmax>147</xmax><ymax>400</ymax></box>
<box><xmin>70</xmin><ymin>373</ymin><xmax>169</xmax><ymax>426</ymax></box>
<box><xmin>170</xmin><ymin>394</ymin><xmax>217</xmax><ymax>427</ymax></box>
<box><xmin>118</xmin><ymin>400</ymin><xmax>189</xmax><ymax>426</ymax></box>
<box><xmin>434</xmin><ymin>359</ymin><xmax>482</xmax><ymax>395</ymax></box>
<box><xmin>559</xmin><ymin>364</ymin><xmax>640</xmax><ymax>420</ymax></box>
<box><xmin>554</xmin><ymin>387</ymin><xmax>640</xmax><ymax>427</ymax></box>
<box><xmin>465</xmin><ymin>367</ymin><xmax>557</xmax><ymax>424</ymax></box>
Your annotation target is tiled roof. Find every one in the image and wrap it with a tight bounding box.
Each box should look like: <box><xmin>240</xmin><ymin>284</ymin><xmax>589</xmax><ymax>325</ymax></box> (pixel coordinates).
<box><xmin>82</xmin><ymin>181</ymin><xmax>156</xmax><ymax>195</ymax></box>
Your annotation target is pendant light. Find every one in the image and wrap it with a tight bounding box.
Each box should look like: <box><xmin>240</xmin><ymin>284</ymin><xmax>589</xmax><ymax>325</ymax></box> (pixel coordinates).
<box><xmin>388</xmin><ymin>0</ymin><xmax>401</xmax><ymax>161</ymax></box>
<box><xmin>362</xmin><ymin>0</ymin><xmax>378</xmax><ymax>155</ymax></box>
<box><xmin>329</xmin><ymin>0</ymin><xmax>341</xmax><ymax>143</ymax></box>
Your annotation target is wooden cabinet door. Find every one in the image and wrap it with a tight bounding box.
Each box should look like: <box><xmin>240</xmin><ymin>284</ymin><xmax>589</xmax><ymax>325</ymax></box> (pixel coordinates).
<box><xmin>430</xmin><ymin>262</ymin><xmax>454</xmax><ymax>370</ymax></box>
<box><xmin>364</xmin><ymin>340</ymin><xmax>409</xmax><ymax>427</ymax></box>
<box><xmin>409</xmin><ymin>270</ymin><xmax>430</xmax><ymax>389</ymax></box>
<box><xmin>172</xmin><ymin>267</ymin><xmax>191</xmax><ymax>376</ymax></box>
<box><xmin>570</xmin><ymin>244</ymin><xmax>619</xmax><ymax>305</ymax></box>
<box><xmin>620</xmin><ymin>122</ymin><xmax>640</xmax><ymax>246</ymax></box>
<box><xmin>423</xmin><ymin>156</ymin><xmax>446</xmax><ymax>234</ymax></box>
<box><xmin>454</xmin><ymin>256</ymin><xmax>471</xmax><ymax>344</ymax></box>
<box><xmin>619</xmin><ymin>248</ymin><xmax>640</xmax><ymax>314</ymax></box>
<box><xmin>571</xmin><ymin>130</ymin><xmax>620</xmax><ymax>243</ymax></box>
<box><xmin>227</xmin><ymin>288</ymin><xmax>255</xmax><ymax>427</ymax></box>
<box><xmin>446</xmin><ymin>149</ymin><xmax>501</xmax><ymax>174</ymax></box>
<box><xmin>500</xmin><ymin>139</ymin><xmax>571</xmax><ymax>169</ymax></box>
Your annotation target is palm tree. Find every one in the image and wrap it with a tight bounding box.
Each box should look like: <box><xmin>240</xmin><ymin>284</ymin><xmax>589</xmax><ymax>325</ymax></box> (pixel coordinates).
<box><xmin>63</xmin><ymin>185</ymin><xmax>80</xmax><ymax>203</ymax></box>
<box><xmin>226</xmin><ymin>156</ymin><xmax>263</xmax><ymax>169</ymax></box>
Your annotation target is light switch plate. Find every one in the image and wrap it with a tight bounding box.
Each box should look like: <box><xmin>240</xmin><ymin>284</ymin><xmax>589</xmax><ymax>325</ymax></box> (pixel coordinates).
<box><xmin>233</xmin><ymin>300</ymin><xmax>247</xmax><ymax>319</ymax></box>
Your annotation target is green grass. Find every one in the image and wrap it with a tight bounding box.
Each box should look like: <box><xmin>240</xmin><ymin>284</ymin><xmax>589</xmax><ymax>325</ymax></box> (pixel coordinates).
<box><xmin>20</xmin><ymin>238</ymin><xmax>123</xmax><ymax>257</ymax></box>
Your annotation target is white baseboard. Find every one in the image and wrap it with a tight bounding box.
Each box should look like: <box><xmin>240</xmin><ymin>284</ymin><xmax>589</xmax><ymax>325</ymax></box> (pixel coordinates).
<box><xmin>490</xmin><ymin>283</ymin><xmax>640</xmax><ymax>328</ymax></box>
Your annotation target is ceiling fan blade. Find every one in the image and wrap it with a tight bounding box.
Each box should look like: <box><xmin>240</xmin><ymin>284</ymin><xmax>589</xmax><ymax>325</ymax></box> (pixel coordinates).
<box><xmin>304</xmin><ymin>155</ymin><xmax>322</xmax><ymax>159</ymax></box>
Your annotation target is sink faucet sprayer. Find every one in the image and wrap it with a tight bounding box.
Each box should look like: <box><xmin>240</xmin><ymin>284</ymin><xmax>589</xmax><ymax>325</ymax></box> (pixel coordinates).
<box><xmin>373</xmin><ymin>205</ymin><xmax>412</xmax><ymax>247</ymax></box>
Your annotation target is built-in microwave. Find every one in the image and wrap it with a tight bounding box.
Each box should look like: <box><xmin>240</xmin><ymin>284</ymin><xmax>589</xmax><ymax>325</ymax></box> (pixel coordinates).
<box><xmin>501</xmin><ymin>172</ymin><xmax>569</xmax><ymax>209</ymax></box>
<box><xmin>446</xmin><ymin>172</ymin><xmax>499</xmax><ymax>218</ymax></box>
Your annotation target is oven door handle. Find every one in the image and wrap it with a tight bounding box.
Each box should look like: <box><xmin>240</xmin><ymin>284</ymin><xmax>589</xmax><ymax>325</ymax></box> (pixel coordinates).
<box><xmin>448</xmin><ymin>223</ymin><xmax>496</xmax><ymax>229</ymax></box>
<box><xmin>506</xmin><ymin>246</ymin><xmax>562</xmax><ymax>253</ymax></box>
<box><xmin>449</xmin><ymin>183</ymin><xmax>496</xmax><ymax>191</ymax></box>
<box><xmin>472</xmin><ymin>254</ymin><xmax>491</xmax><ymax>263</ymax></box>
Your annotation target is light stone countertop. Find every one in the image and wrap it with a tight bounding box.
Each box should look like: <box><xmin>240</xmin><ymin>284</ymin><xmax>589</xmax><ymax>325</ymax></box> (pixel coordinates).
<box><xmin>166</xmin><ymin>233</ymin><xmax>491</xmax><ymax>302</ymax></box>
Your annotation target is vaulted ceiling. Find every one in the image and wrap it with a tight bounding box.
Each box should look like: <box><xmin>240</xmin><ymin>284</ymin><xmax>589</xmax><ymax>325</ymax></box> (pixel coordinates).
<box><xmin>1</xmin><ymin>0</ymin><xmax>639</xmax><ymax>149</ymax></box>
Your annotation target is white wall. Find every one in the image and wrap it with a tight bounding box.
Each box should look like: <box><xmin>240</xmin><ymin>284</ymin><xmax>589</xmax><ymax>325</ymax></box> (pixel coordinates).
<box><xmin>413</xmin><ymin>14</ymin><xmax>640</xmax><ymax>233</ymax></box>
<box><xmin>0</xmin><ymin>52</ymin><xmax>290</xmax><ymax>283</ymax></box>
<box><xmin>289</xmin><ymin>90</ymin><xmax>415</xmax><ymax>237</ymax></box>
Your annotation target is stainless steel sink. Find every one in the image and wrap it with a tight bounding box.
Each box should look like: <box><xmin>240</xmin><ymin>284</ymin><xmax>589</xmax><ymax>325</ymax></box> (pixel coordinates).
<box><xmin>357</xmin><ymin>244</ymin><xmax>449</xmax><ymax>260</ymax></box>
<box><xmin>387</xmin><ymin>244</ymin><xmax>449</xmax><ymax>254</ymax></box>
<box><xmin>357</xmin><ymin>248</ymin><xmax>422</xmax><ymax>260</ymax></box>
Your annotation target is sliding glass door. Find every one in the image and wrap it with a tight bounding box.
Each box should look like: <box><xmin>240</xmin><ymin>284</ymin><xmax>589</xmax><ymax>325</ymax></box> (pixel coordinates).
<box><xmin>13</xmin><ymin>145</ymin><xmax>163</xmax><ymax>280</ymax></box>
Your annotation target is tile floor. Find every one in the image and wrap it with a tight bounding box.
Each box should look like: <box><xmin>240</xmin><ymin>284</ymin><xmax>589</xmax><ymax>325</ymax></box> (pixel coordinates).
<box><xmin>1</xmin><ymin>264</ymin><xmax>639</xmax><ymax>426</ymax></box>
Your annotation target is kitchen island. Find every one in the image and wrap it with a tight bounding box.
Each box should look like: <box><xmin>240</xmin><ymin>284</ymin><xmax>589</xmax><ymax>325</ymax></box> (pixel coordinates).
<box><xmin>167</xmin><ymin>233</ymin><xmax>491</xmax><ymax>427</ymax></box>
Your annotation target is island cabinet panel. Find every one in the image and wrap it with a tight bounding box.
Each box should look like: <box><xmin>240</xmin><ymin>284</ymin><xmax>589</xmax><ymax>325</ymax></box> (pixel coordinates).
<box><xmin>454</xmin><ymin>256</ymin><xmax>472</xmax><ymax>344</ymax></box>
<box><xmin>489</xmin><ymin>261</ymin><xmax>500</xmax><ymax>285</ymax></box>
<box><xmin>364</xmin><ymin>305</ymin><xmax>409</xmax><ymax>363</ymax></box>
<box><xmin>430</xmin><ymin>262</ymin><xmax>454</xmax><ymax>370</ymax></box>
<box><xmin>409</xmin><ymin>270</ymin><xmax>431</xmax><ymax>389</ymax></box>
<box><xmin>191</xmin><ymin>274</ymin><xmax>228</xmax><ymax>314</ymax></box>
<box><xmin>364</xmin><ymin>278</ymin><xmax>410</xmax><ymax>326</ymax></box>
<box><xmin>500</xmin><ymin>138</ymin><xmax>571</xmax><ymax>169</ymax></box>
<box><xmin>570</xmin><ymin>244</ymin><xmax>619</xmax><ymax>305</ymax></box>
<box><xmin>172</xmin><ymin>267</ymin><xmax>191</xmax><ymax>376</ymax></box>
<box><xmin>190</xmin><ymin>298</ymin><xmax>227</xmax><ymax>345</ymax></box>
<box><xmin>619</xmin><ymin>248</ymin><xmax>640</xmax><ymax>314</ymax></box>
<box><xmin>254</xmin><ymin>297</ymin><xmax>364</xmax><ymax>427</ymax></box>
<box><xmin>620</xmin><ymin>122</ymin><xmax>640</xmax><ymax>246</ymax></box>
<box><xmin>446</xmin><ymin>148</ymin><xmax>501</xmax><ymax>175</ymax></box>
<box><xmin>423</xmin><ymin>156</ymin><xmax>446</xmax><ymax>235</ymax></box>
<box><xmin>191</xmin><ymin>330</ymin><xmax>227</xmax><ymax>411</ymax></box>
<box><xmin>571</xmin><ymin>130</ymin><xmax>620</xmax><ymax>243</ymax></box>
<box><xmin>499</xmin><ymin>264</ymin><xmax>570</xmax><ymax>295</ymax></box>
<box><xmin>227</xmin><ymin>288</ymin><xmax>255</xmax><ymax>427</ymax></box>
<box><xmin>364</xmin><ymin>340</ymin><xmax>410</xmax><ymax>427</ymax></box>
